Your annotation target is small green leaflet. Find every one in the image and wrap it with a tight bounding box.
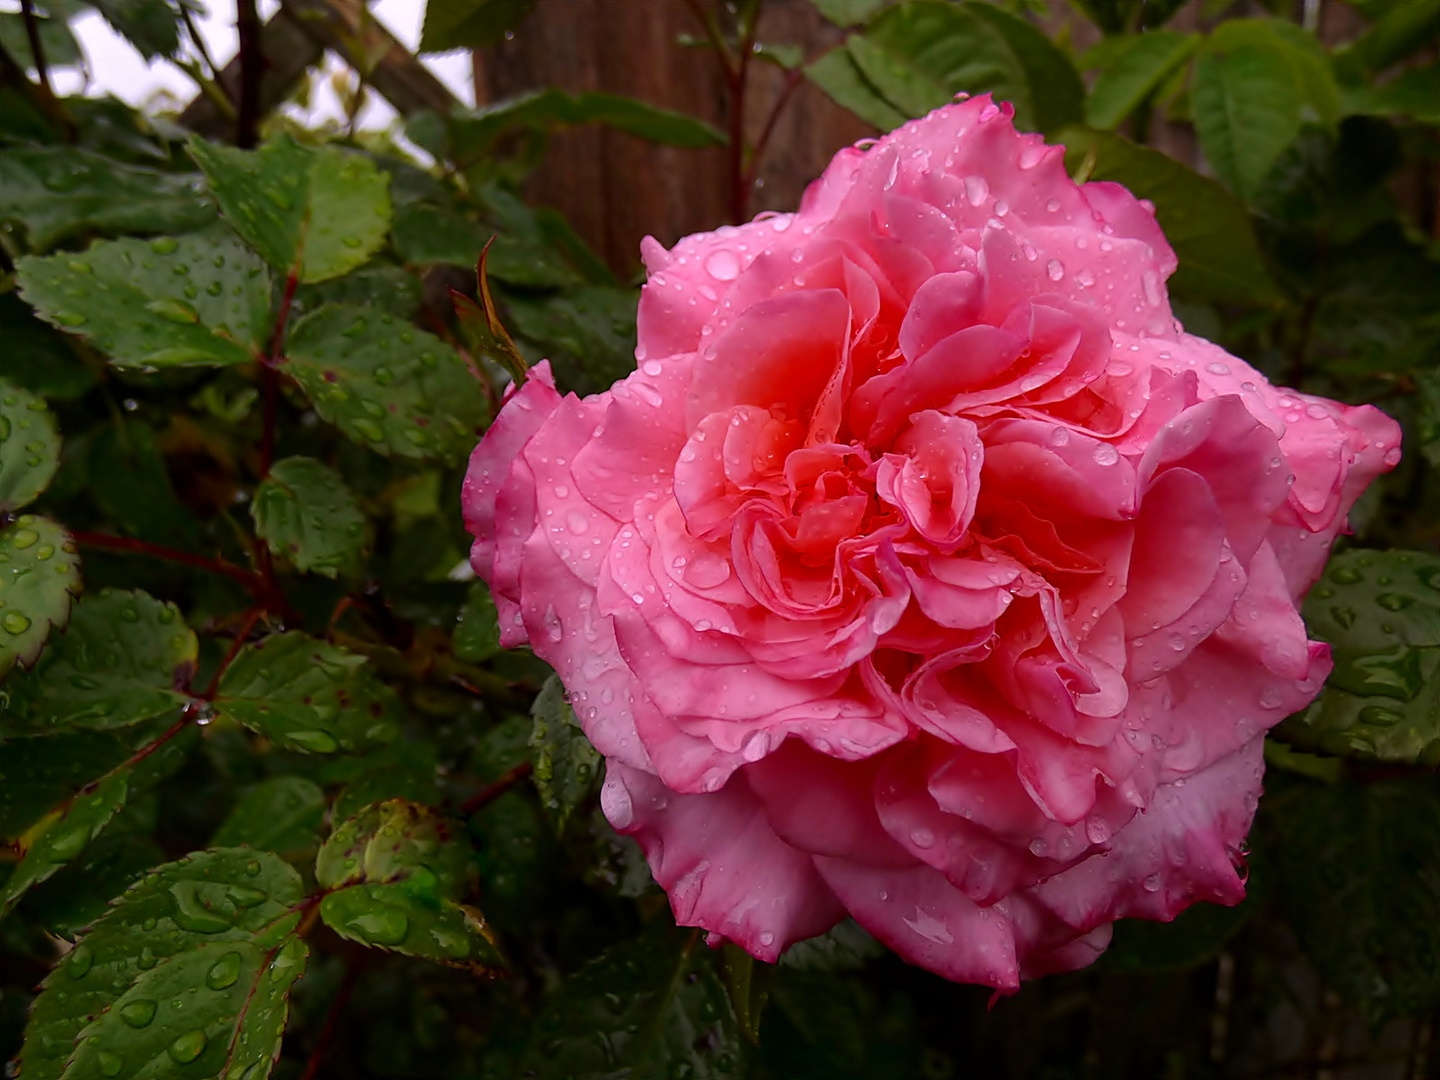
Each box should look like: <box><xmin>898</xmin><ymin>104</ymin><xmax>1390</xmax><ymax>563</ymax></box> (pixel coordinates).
<box><xmin>843</xmin><ymin>0</ymin><xmax>1085</xmax><ymax>135</ymax></box>
<box><xmin>0</xmin><ymin>146</ymin><xmax>211</xmax><ymax>252</ymax></box>
<box><xmin>213</xmin><ymin>631</ymin><xmax>402</xmax><ymax>754</ymax></box>
<box><xmin>454</xmin><ymin>582</ymin><xmax>501</xmax><ymax>663</ymax></box>
<box><xmin>3</xmin><ymin>589</ymin><xmax>197</xmax><ymax>734</ymax></box>
<box><xmin>16</xmin><ymin>848</ymin><xmax>306</xmax><ymax>1080</ymax></box>
<box><xmin>505</xmin><ymin>285</ymin><xmax>639</xmax><ymax>395</ymax></box>
<box><xmin>810</xmin><ymin>0</ymin><xmax>891</xmax><ymax>27</ymax></box>
<box><xmin>391</xmin><ymin>202</ymin><xmax>580</xmax><ymax>288</ymax></box>
<box><xmin>1</xmin><ymin>771</ymin><xmax>129</xmax><ymax>920</ymax></box>
<box><xmin>517</xmin><ymin>924</ymin><xmax>741</xmax><ymax>1078</ymax></box>
<box><xmin>1191</xmin><ymin>19</ymin><xmax>1340</xmax><ymax>203</ymax></box>
<box><xmin>1278</xmin><ymin>549</ymin><xmax>1440</xmax><ymax>763</ymax></box>
<box><xmin>805</xmin><ymin>49</ymin><xmax>909</xmax><ymax>131</ymax></box>
<box><xmin>284</xmin><ymin>305</ymin><xmax>490</xmax><ymax>463</ymax></box>
<box><xmin>67</xmin><ymin>936</ymin><xmax>309</xmax><ymax>1080</ymax></box>
<box><xmin>0</xmin><ymin>292</ymin><xmax>98</xmax><ymax>401</ymax></box>
<box><xmin>252</xmin><ymin>456</ymin><xmax>367</xmax><ymax>578</ymax></box>
<box><xmin>778</xmin><ymin>919</ymin><xmax>884</xmax><ymax>972</ymax></box>
<box><xmin>15</xmin><ymin>230</ymin><xmax>272</xmax><ymax>369</ymax></box>
<box><xmin>0</xmin><ymin>378</ymin><xmax>61</xmax><ymax>512</ymax></box>
<box><xmin>1058</xmin><ymin>126</ymin><xmax>1281</xmax><ymax>305</ymax></box>
<box><xmin>210</xmin><ymin>776</ymin><xmax>326</xmax><ymax>855</ymax></box>
<box><xmin>529</xmin><ymin>674</ymin><xmax>600</xmax><ymax>832</ymax></box>
<box><xmin>0</xmin><ymin>720</ymin><xmax>195</xmax><ymax>920</ymax></box>
<box><xmin>0</xmin><ymin>514</ymin><xmax>81</xmax><ymax>677</ymax></box>
<box><xmin>446</xmin><ymin>89</ymin><xmax>726</xmax><ymax>167</ymax></box>
<box><xmin>1083</xmin><ymin>31</ymin><xmax>1199</xmax><ymax>130</ymax></box>
<box><xmin>88</xmin><ymin>0</ymin><xmax>181</xmax><ymax>59</ymax></box>
<box><xmin>0</xmin><ymin>731</ymin><xmax>136</xmax><ymax>841</ymax></box>
<box><xmin>316</xmin><ymin>800</ymin><xmax>504</xmax><ymax>972</ymax></box>
<box><xmin>189</xmin><ymin>135</ymin><xmax>393</xmax><ymax>284</ymax></box>
<box><xmin>294</xmin><ymin>265</ymin><xmax>423</xmax><ymax>320</ymax></box>
<box><xmin>420</xmin><ymin>0</ymin><xmax>537</xmax><ymax>51</ymax></box>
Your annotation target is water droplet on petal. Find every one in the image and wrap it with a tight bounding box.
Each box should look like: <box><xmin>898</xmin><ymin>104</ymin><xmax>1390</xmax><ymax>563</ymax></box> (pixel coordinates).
<box><xmin>704</xmin><ymin>250</ymin><xmax>740</xmax><ymax>281</ymax></box>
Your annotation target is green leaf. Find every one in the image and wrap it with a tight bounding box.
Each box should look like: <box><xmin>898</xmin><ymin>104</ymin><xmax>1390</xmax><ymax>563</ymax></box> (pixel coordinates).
<box><xmin>1263</xmin><ymin>737</ymin><xmax>1345</xmax><ymax>783</ymax></box>
<box><xmin>848</xmin><ymin>0</ymin><xmax>1085</xmax><ymax>134</ymax></box>
<box><xmin>88</xmin><ymin>421</ymin><xmax>199</xmax><ymax>546</ymax></box>
<box><xmin>0</xmin><ymin>378</ymin><xmax>60</xmax><ymax>512</ymax></box>
<box><xmin>1335</xmin><ymin>0</ymin><xmax>1440</xmax><ymax>79</ymax></box>
<box><xmin>1191</xmin><ymin>19</ymin><xmax>1340</xmax><ymax>202</ymax></box>
<box><xmin>1272</xmin><ymin>779</ymin><xmax>1440</xmax><ymax>1023</ymax></box>
<box><xmin>17</xmin><ymin>849</ymin><xmax>306</xmax><ymax>1080</ymax></box>
<box><xmin>294</xmin><ymin>265</ymin><xmax>423</xmax><ymax>321</ymax></box>
<box><xmin>0</xmin><ymin>293</ymin><xmax>97</xmax><ymax>401</ymax></box>
<box><xmin>454</xmin><ymin>582</ymin><xmax>500</xmax><ymax>663</ymax></box>
<box><xmin>1103</xmin><ymin>895</ymin><xmax>1256</xmax><ymax>973</ymax></box>
<box><xmin>1276</xmin><ymin>550</ymin><xmax>1440</xmax><ymax>764</ymax></box>
<box><xmin>214</xmin><ymin>632</ymin><xmax>403</xmax><ymax>755</ymax></box>
<box><xmin>1304</xmin><ymin>223</ymin><xmax>1440</xmax><ymax>377</ymax></box>
<box><xmin>284</xmin><ymin>305</ymin><xmax>489</xmax><ymax>462</ymax></box>
<box><xmin>0</xmin><ymin>10</ymin><xmax>81</xmax><ymax>69</ymax></box>
<box><xmin>1418</xmin><ymin>370</ymin><xmax>1440</xmax><ymax>470</ymax></box>
<box><xmin>332</xmin><ymin>740</ymin><xmax>440</xmax><ymax>823</ymax></box>
<box><xmin>1084</xmin><ymin>31</ymin><xmax>1198</xmax><ymax>129</ymax></box>
<box><xmin>0</xmin><ymin>721</ymin><xmax>193</xmax><ymax>919</ymax></box>
<box><xmin>392</xmin><ymin>202</ymin><xmax>580</xmax><ymax>287</ymax></box>
<box><xmin>316</xmin><ymin>799</ymin><xmax>504</xmax><ymax>971</ymax></box>
<box><xmin>0</xmin><ymin>147</ymin><xmax>211</xmax><ymax>253</ymax></box>
<box><xmin>89</xmin><ymin>0</ymin><xmax>180</xmax><ymax>58</ymax></box>
<box><xmin>448</xmin><ymin>90</ymin><xmax>726</xmax><ymax>166</ymax></box>
<box><xmin>1057</xmin><ymin>126</ymin><xmax>1280</xmax><ymax>306</ymax></box>
<box><xmin>505</xmin><ymin>286</ymin><xmax>638</xmax><ymax>395</ymax></box>
<box><xmin>68</xmin><ymin>935</ymin><xmax>308</xmax><ymax>1080</ymax></box>
<box><xmin>211</xmin><ymin>776</ymin><xmax>326</xmax><ymax>855</ymax></box>
<box><xmin>24</xmin><ymin>830</ymin><xmax>165</xmax><ymax>935</ymax></box>
<box><xmin>528</xmin><ymin>674</ymin><xmax>600</xmax><ymax>832</ymax></box>
<box><xmin>2</xmin><ymin>589</ymin><xmax>196</xmax><ymax>734</ymax></box>
<box><xmin>811</xmin><ymin>0</ymin><xmax>890</xmax><ymax>25</ymax></box>
<box><xmin>0</xmin><ymin>731</ymin><xmax>135</xmax><ymax>841</ymax></box>
<box><xmin>1</xmin><ymin>771</ymin><xmax>129</xmax><ymax>920</ymax></box>
<box><xmin>1343</xmin><ymin>64</ymin><xmax>1440</xmax><ymax>125</ymax></box>
<box><xmin>778</xmin><ymin>920</ymin><xmax>884</xmax><ymax>972</ymax></box>
<box><xmin>0</xmin><ymin>514</ymin><xmax>81</xmax><ymax>678</ymax></box>
<box><xmin>1068</xmin><ymin>0</ymin><xmax>1187</xmax><ymax>33</ymax></box>
<box><xmin>189</xmin><ymin>135</ymin><xmax>393</xmax><ymax>284</ymax></box>
<box><xmin>15</xmin><ymin>230</ymin><xmax>272</xmax><ymax>369</ymax></box>
<box><xmin>420</xmin><ymin>0</ymin><xmax>537</xmax><ymax>51</ymax></box>
<box><xmin>517</xmin><ymin>924</ymin><xmax>741</xmax><ymax>1078</ymax></box>
<box><xmin>805</xmin><ymin>48</ymin><xmax>909</xmax><ymax>131</ymax></box>
<box><xmin>252</xmin><ymin>456</ymin><xmax>367</xmax><ymax>579</ymax></box>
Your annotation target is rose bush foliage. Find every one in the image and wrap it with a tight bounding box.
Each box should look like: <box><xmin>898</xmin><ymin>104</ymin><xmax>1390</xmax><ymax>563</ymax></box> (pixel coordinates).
<box><xmin>464</xmin><ymin>96</ymin><xmax>1399</xmax><ymax>988</ymax></box>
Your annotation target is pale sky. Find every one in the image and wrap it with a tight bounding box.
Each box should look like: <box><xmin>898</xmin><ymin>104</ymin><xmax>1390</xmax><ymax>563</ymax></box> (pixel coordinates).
<box><xmin>1</xmin><ymin>0</ymin><xmax>474</xmax><ymax>133</ymax></box>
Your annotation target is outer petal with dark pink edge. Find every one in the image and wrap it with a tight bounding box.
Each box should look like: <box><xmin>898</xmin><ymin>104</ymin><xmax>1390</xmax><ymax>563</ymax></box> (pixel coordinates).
<box><xmin>602</xmin><ymin>762</ymin><xmax>844</xmax><ymax>961</ymax></box>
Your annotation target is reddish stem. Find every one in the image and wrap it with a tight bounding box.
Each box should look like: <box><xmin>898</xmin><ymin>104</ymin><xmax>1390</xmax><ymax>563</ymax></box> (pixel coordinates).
<box><xmin>72</xmin><ymin>530</ymin><xmax>267</xmax><ymax>594</ymax></box>
<box><xmin>75</xmin><ymin>712</ymin><xmax>193</xmax><ymax>802</ymax></box>
<box><xmin>201</xmin><ymin>605</ymin><xmax>266</xmax><ymax>698</ymax></box>
<box><xmin>258</xmin><ymin>364</ymin><xmax>280</xmax><ymax>478</ymax></box>
<box><xmin>459</xmin><ymin>761</ymin><xmax>534</xmax><ymax>815</ymax></box>
<box><xmin>744</xmin><ymin>67</ymin><xmax>803</xmax><ymax>196</ymax></box>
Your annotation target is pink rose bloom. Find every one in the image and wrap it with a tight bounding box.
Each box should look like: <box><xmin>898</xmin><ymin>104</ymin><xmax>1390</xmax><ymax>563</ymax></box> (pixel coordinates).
<box><xmin>463</xmin><ymin>96</ymin><xmax>1399</xmax><ymax>989</ymax></box>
